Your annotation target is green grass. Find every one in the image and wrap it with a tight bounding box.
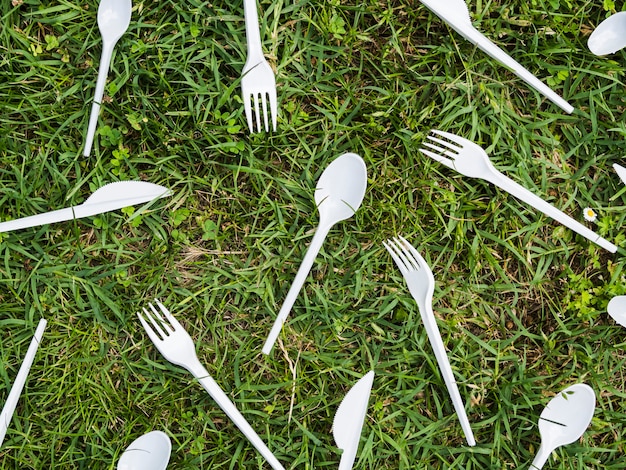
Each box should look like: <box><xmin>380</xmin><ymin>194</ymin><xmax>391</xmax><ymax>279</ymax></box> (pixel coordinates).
<box><xmin>2</xmin><ymin>0</ymin><xmax>626</xmax><ymax>468</ymax></box>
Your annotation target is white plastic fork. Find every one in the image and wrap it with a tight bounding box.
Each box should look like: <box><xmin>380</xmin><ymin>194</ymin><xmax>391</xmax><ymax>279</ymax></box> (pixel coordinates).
<box><xmin>137</xmin><ymin>300</ymin><xmax>285</xmax><ymax>470</ymax></box>
<box><xmin>420</xmin><ymin>129</ymin><xmax>617</xmax><ymax>253</ymax></box>
<box><xmin>383</xmin><ymin>237</ymin><xmax>476</xmax><ymax>447</ymax></box>
<box><xmin>241</xmin><ymin>0</ymin><xmax>277</xmax><ymax>132</ymax></box>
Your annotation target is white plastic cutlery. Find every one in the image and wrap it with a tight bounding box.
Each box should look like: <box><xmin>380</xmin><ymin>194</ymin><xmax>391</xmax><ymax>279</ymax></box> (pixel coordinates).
<box><xmin>383</xmin><ymin>237</ymin><xmax>476</xmax><ymax>446</ymax></box>
<box><xmin>0</xmin><ymin>181</ymin><xmax>171</xmax><ymax>233</ymax></box>
<box><xmin>241</xmin><ymin>0</ymin><xmax>277</xmax><ymax>132</ymax></box>
<box><xmin>117</xmin><ymin>430</ymin><xmax>171</xmax><ymax>470</ymax></box>
<box><xmin>530</xmin><ymin>383</ymin><xmax>595</xmax><ymax>469</ymax></box>
<box><xmin>419</xmin><ymin>0</ymin><xmax>573</xmax><ymax>114</ymax></box>
<box><xmin>137</xmin><ymin>300</ymin><xmax>285</xmax><ymax>470</ymax></box>
<box><xmin>0</xmin><ymin>318</ymin><xmax>47</xmax><ymax>447</ymax></box>
<box><xmin>332</xmin><ymin>371</ymin><xmax>375</xmax><ymax>470</ymax></box>
<box><xmin>588</xmin><ymin>12</ymin><xmax>626</xmax><ymax>56</ymax></box>
<box><xmin>614</xmin><ymin>163</ymin><xmax>626</xmax><ymax>187</ymax></box>
<box><xmin>420</xmin><ymin>130</ymin><xmax>617</xmax><ymax>253</ymax></box>
<box><xmin>83</xmin><ymin>0</ymin><xmax>132</xmax><ymax>156</ymax></box>
<box><xmin>262</xmin><ymin>153</ymin><xmax>368</xmax><ymax>355</ymax></box>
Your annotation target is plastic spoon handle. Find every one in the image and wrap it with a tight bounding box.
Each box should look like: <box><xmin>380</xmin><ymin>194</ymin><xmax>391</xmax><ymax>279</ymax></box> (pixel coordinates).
<box><xmin>417</xmin><ymin>300</ymin><xmax>475</xmax><ymax>446</ymax></box>
<box><xmin>453</xmin><ymin>25</ymin><xmax>574</xmax><ymax>114</ymax></box>
<box><xmin>530</xmin><ymin>443</ymin><xmax>551</xmax><ymax>469</ymax></box>
<box><xmin>0</xmin><ymin>318</ymin><xmax>47</xmax><ymax>447</ymax></box>
<box><xmin>84</xmin><ymin>41</ymin><xmax>115</xmax><ymax>157</ymax></box>
<box><xmin>488</xmin><ymin>171</ymin><xmax>617</xmax><ymax>252</ymax></box>
<box><xmin>262</xmin><ymin>222</ymin><xmax>332</xmax><ymax>355</ymax></box>
<box><xmin>184</xmin><ymin>359</ymin><xmax>285</xmax><ymax>470</ymax></box>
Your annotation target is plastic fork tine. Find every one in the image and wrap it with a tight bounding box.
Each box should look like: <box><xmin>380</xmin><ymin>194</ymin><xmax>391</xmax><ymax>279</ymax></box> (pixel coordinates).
<box><xmin>391</xmin><ymin>237</ymin><xmax>420</xmax><ymax>271</ymax></box>
<box><xmin>426</xmin><ymin>135</ymin><xmax>462</xmax><ymax>154</ymax></box>
<box><xmin>431</xmin><ymin>129</ymin><xmax>469</xmax><ymax>146</ymax></box>
<box><xmin>419</xmin><ymin>148</ymin><xmax>455</xmax><ymax>169</ymax></box>
<box><xmin>244</xmin><ymin>99</ymin><xmax>254</xmax><ymax>133</ymax></box>
<box><xmin>422</xmin><ymin>142</ymin><xmax>458</xmax><ymax>159</ymax></box>
<box><xmin>398</xmin><ymin>235</ymin><xmax>427</xmax><ymax>269</ymax></box>
<box><xmin>154</xmin><ymin>299</ymin><xmax>184</xmax><ymax>330</ymax></box>
<box><xmin>383</xmin><ymin>240</ymin><xmax>408</xmax><ymax>275</ymax></box>
<box><xmin>137</xmin><ymin>308</ymin><xmax>164</xmax><ymax>343</ymax></box>
<box><xmin>269</xmin><ymin>90</ymin><xmax>277</xmax><ymax>131</ymax></box>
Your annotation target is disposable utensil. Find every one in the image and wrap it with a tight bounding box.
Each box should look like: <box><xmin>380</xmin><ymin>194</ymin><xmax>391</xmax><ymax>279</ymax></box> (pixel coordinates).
<box><xmin>241</xmin><ymin>0</ymin><xmax>277</xmax><ymax>132</ymax></box>
<box><xmin>262</xmin><ymin>153</ymin><xmax>368</xmax><ymax>355</ymax></box>
<box><xmin>384</xmin><ymin>237</ymin><xmax>476</xmax><ymax>446</ymax></box>
<box><xmin>0</xmin><ymin>318</ymin><xmax>47</xmax><ymax>447</ymax></box>
<box><xmin>613</xmin><ymin>163</ymin><xmax>626</xmax><ymax>186</ymax></box>
<box><xmin>0</xmin><ymin>181</ymin><xmax>171</xmax><ymax>233</ymax></box>
<box><xmin>332</xmin><ymin>371</ymin><xmax>374</xmax><ymax>470</ymax></box>
<box><xmin>117</xmin><ymin>431</ymin><xmax>171</xmax><ymax>470</ymax></box>
<box><xmin>137</xmin><ymin>300</ymin><xmax>285</xmax><ymax>470</ymax></box>
<box><xmin>419</xmin><ymin>0</ymin><xmax>574</xmax><ymax>113</ymax></box>
<box><xmin>420</xmin><ymin>130</ymin><xmax>617</xmax><ymax>253</ymax></box>
<box><xmin>607</xmin><ymin>295</ymin><xmax>626</xmax><ymax>328</ymax></box>
<box><xmin>83</xmin><ymin>0</ymin><xmax>132</xmax><ymax>156</ymax></box>
<box><xmin>588</xmin><ymin>12</ymin><xmax>626</xmax><ymax>56</ymax></box>
<box><xmin>531</xmin><ymin>383</ymin><xmax>595</xmax><ymax>469</ymax></box>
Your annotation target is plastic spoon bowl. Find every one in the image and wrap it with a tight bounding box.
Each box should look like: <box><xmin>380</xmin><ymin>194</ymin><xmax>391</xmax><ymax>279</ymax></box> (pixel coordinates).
<box><xmin>117</xmin><ymin>431</ymin><xmax>171</xmax><ymax>470</ymax></box>
<box><xmin>607</xmin><ymin>295</ymin><xmax>626</xmax><ymax>328</ymax></box>
<box><xmin>84</xmin><ymin>0</ymin><xmax>132</xmax><ymax>156</ymax></box>
<box><xmin>588</xmin><ymin>12</ymin><xmax>626</xmax><ymax>56</ymax></box>
<box><xmin>262</xmin><ymin>153</ymin><xmax>368</xmax><ymax>354</ymax></box>
<box><xmin>531</xmin><ymin>384</ymin><xmax>595</xmax><ymax>469</ymax></box>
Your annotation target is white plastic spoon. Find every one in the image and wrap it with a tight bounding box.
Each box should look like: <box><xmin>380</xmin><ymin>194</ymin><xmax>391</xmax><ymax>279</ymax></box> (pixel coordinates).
<box><xmin>83</xmin><ymin>0</ymin><xmax>132</xmax><ymax>157</ymax></box>
<box><xmin>607</xmin><ymin>295</ymin><xmax>626</xmax><ymax>328</ymax></box>
<box><xmin>530</xmin><ymin>383</ymin><xmax>595</xmax><ymax>469</ymax></box>
<box><xmin>332</xmin><ymin>371</ymin><xmax>375</xmax><ymax>470</ymax></box>
<box><xmin>117</xmin><ymin>431</ymin><xmax>171</xmax><ymax>470</ymax></box>
<box><xmin>588</xmin><ymin>12</ymin><xmax>626</xmax><ymax>56</ymax></box>
<box><xmin>262</xmin><ymin>153</ymin><xmax>368</xmax><ymax>355</ymax></box>
<box><xmin>0</xmin><ymin>318</ymin><xmax>47</xmax><ymax>447</ymax></box>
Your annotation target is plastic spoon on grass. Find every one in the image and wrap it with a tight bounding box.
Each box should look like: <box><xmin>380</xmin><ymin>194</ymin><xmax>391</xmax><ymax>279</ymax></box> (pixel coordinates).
<box><xmin>117</xmin><ymin>431</ymin><xmax>171</xmax><ymax>470</ymax></box>
<box><xmin>607</xmin><ymin>295</ymin><xmax>626</xmax><ymax>328</ymax></box>
<box><xmin>83</xmin><ymin>0</ymin><xmax>132</xmax><ymax>156</ymax></box>
<box><xmin>588</xmin><ymin>12</ymin><xmax>626</xmax><ymax>56</ymax></box>
<box><xmin>530</xmin><ymin>384</ymin><xmax>595</xmax><ymax>469</ymax></box>
<box><xmin>262</xmin><ymin>153</ymin><xmax>368</xmax><ymax>355</ymax></box>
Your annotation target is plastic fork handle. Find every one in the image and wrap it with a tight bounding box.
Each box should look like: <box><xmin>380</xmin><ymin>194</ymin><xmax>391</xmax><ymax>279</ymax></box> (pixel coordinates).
<box><xmin>488</xmin><ymin>171</ymin><xmax>617</xmax><ymax>253</ymax></box>
<box><xmin>186</xmin><ymin>361</ymin><xmax>285</xmax><ymax>470</ymax></box>
<box><xmin>262</xmin><ymin>222</ymin><xmax>332</xmax><ymax>355</ymax></box>
<box><xmin>84</xmin><ymin>40</ymin><xmax>116</xmax><ymax>157</ymax></box>
<box><xmin>0</xmin><ymin>318</ymin><xmax>47</xmax><ymax>447</ymax></box>
<box><xmin>415</xmin><ymin>299</ymin><xmax>476</xmax><ymax>446</ymax></box>
<box><xmin>242</xmin><ymin>0</ymin><xmax>265</xmax><ymax>69</ymax></box>
<box><xmin>449</xmin><ymin>23</ymin><xmax>574</xmax><ymax>114</ymax></box>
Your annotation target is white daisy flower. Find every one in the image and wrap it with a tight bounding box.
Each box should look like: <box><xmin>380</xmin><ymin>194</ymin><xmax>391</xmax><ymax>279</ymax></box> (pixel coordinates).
<box><xmin>583</xmin><ymin>207</ymin><xmax>597</xmax><ymax>222</ymax></box>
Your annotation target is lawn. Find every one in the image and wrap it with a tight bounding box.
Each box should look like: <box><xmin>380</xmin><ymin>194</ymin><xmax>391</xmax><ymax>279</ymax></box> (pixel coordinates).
<box><xmin>1</xmin><ymin>0</ymin><xmax>626</xmax><ymax>468</ymax></box>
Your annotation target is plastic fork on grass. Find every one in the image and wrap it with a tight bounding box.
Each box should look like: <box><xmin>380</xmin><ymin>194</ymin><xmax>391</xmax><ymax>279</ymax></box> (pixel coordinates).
<box><xmin>240</xmin><ymin>0</ymin><xmax>277</xmax><ymax>132</ymax></box>
<box><xmin>384</xmin><ymin>237</ymin><xmax>476</xmax><ymax>446</ymax></box>
<box><xmin>137</xmin><ymin>300</ymin><xmax>285</xmax><ymax>470</ymax></box>
<box><xmin>420</xmin><ymin>129</ymin><xmax>617</xmax><ymax>253</ymax></box>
